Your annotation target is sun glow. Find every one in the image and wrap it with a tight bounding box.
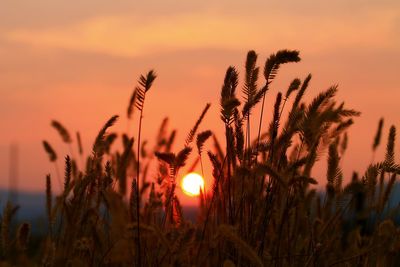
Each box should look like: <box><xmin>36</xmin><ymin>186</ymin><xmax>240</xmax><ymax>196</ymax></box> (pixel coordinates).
<box><xmin>181</xmin><ymin>173</ymin><xmax>204</xmax><ymax>197</ymax></box>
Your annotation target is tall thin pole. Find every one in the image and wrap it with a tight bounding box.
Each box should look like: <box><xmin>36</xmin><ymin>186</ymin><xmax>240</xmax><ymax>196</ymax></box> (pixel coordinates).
<box><xmin>8</xmin><ymin>143</ymin><xmax>19</xmax><ymax>205</ymax></box>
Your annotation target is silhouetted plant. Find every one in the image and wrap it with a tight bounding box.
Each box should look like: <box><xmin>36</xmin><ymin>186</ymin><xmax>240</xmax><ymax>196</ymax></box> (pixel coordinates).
<box><xmin>2</xmin><ymin>49</ymin><xmax>400</xmax><ymax>267</ymax></box>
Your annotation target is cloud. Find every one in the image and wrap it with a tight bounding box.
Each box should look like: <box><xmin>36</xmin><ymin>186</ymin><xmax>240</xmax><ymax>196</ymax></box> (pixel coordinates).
<box><xmin>4</xmin><ymin>9</ymin><xmax>399</xmax><ymax>58</ymax></box>
<box><xmin>5</xmin><ymin>15</ymin><xmax>256</xmax><ymax>57</ymax></box>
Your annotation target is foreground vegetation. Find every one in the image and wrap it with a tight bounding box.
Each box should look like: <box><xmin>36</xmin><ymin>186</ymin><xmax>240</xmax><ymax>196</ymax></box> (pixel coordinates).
<box><xmin>1</xmin><ymin>49</ymin><xmax>400</xmax><ymax>266</ymax></box>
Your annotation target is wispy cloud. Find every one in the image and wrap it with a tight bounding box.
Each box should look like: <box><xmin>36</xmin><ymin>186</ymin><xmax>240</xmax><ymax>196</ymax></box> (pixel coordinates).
<box><xmin>5</xmin><ymin>15</ymin><xmax>256</xmax><ymax>57</ymax></box>
<box><xmin>5</xmin><ymin>10</ymin><xmax>398</xmax><ymax>58</ymax></box>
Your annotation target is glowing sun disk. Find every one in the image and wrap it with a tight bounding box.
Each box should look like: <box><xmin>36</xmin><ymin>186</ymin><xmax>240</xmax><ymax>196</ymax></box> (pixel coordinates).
<box><xmin>181</xmin><ymin>173</ymin><xmax>204</xmax><ymax>196</ymax></box>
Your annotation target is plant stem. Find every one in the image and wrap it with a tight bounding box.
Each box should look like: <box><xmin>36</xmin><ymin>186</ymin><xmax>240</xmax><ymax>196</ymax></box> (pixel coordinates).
<box><xmin>256</xmin><ymin>84</ymin><xmax>269</xmax><ymax>160</ymax></box>
<box><xmin>196</xmin><ymin>154</ymin><xmax>228</xmax><ymax>262</ymax></box>
<box><xmin>136</xmin><ymin>106</ymin><xmax>144</xmax><ymax>267</ymax></box>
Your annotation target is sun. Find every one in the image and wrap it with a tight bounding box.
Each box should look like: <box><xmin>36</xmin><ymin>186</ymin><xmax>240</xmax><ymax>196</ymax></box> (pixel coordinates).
<box><xmin>181</xmin><ymin>173</ymin><xmax>205</xmax><ymax>196</ymax></box>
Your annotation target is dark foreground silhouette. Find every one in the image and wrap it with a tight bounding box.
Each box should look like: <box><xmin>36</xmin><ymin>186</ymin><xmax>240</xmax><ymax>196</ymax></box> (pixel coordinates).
<box><xmin>1</xmin><ymin>49</ymin><xmax>400</xmax><ymax>266</ymax></box>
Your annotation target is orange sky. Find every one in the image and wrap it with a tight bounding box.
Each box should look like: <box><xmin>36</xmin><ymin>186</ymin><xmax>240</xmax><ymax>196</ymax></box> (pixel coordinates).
<box><xmin>1</xmin><ymin>0</ymin><xmax>399</xmax><ymax>205</ymax></box>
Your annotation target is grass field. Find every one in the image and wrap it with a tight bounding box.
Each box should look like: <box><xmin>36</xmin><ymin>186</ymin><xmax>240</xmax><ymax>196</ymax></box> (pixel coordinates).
<box><xmin>1</xmin><ymin>49</ymin><xmax>400</xmax><ymax>266</ymax></box>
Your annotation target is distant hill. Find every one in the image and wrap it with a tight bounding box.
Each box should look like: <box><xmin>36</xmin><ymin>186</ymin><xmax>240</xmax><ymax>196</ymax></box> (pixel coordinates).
<box><xmin>1</xmin><ymin>183</ymin><xmax>400</xmax><ymax>233</ymax></box>
<box><xmin>0</xmin><ymin>189</ymin><xmax>200</xmax><ymax>233</ymax></box>
<box><xmin>0</xmin><ymin>189</ymin><xmax>47</xmax><ymax>235</ymax></box>
<box><xmin>0</xmin><ymin>189</ymin><xmax>46</xmax><ymax>219</ymax></box>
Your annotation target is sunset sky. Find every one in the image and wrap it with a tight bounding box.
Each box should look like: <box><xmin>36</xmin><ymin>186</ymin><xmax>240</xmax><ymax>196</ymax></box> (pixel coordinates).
<box><xmin>1</xmin><ymin>0</ymin><xmax>399</xmax><ymax>203</ymax></box>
